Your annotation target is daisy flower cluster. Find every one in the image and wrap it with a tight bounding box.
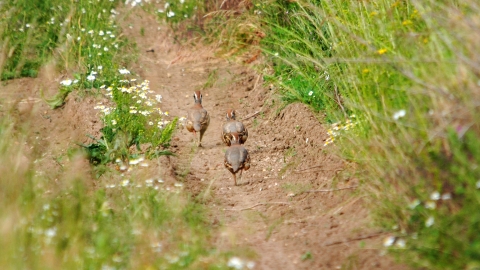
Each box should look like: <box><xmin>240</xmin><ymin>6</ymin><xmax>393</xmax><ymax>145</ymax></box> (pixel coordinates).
<box><xmin>84</xmin><ymin>26</ymin><xmax>120</xmax><ymax>57</ymax></box>
<box><xmin>94</xmin><ymin>74</ymin><xmax>170</xmax><ymax>129</ymax></box>
<box><xmin>76</xmin><ymin>23</ymin><xmax>122</xmax><ymax>84</ymax></box>
<box><xmin>91</xmin><ymin>69</ymin><xmax>177</xmax><ymax>163</ymax></box>
<box><xmin>104</xmin><ymin>175</ymin><xmax>184</xmax><ymax>194</ymax></box>
<box><xmin>49</xmin><ymin>4</ymin><xmax>126</xmax><ymax>90</ymax></box>
<box><xmin>409</xmin><ymin>191</ymin><xmax>452</xmax><ymax>229</ymax></box>
<box><xmin>25</xmin><ymin>203</ymin><xmax>61</xmax><ymax>247</ymax></box>
<box><xmin>324</xmin><ymin>115</ymin><xmax>357</xmax><ymax>146</ymax></box>
<box><xmin>383</xmin><ymin>189</ymin><xmax>456</xmax><ymax>251</ymax></box>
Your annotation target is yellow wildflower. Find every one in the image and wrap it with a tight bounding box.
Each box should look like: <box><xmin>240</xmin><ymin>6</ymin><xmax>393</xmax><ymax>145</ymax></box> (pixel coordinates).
<box><xmin>411</xmin><ymin>9</ymin><xmax>418</xmax><ymax>18</ymax></box>
<box><xmin>377</xmin><ymin>48</ymin><xmax>387</xmax><ymax>55</ymax></box>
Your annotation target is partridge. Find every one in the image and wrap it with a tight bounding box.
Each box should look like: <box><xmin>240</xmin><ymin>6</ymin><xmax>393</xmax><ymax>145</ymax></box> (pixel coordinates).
<box><xmin>222</xmin><ymin>109</ymin><xmax>248</xmax><ymax>146</ymax></box>
<box><xmin>224</xmin><ymin>132</ymin><xmax>250</xmax><ymax>186</ymax></box>
<box><xmin>186</xmin><ymin>91</ymin><xmax>210</xmax><ymax>147</ymax></box>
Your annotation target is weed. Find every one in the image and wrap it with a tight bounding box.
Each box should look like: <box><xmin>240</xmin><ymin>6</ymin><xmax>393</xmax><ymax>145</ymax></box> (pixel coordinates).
<box><xmin>279</xmin><ymin>146</ymin><xmax>299</xmax><ymax>175</ymax></box>
<box><xmin>284</xmin><ymin>147</ymin><xmax>297</xmax><ymax>159</ymax></box>
<box><xmin>252</xmin><ymin>118</ymin><xmax>259</xmax><ymax>129</ymax></box>
<box><xmin>342</xmin><ymin>254</ymin><xmax>359</xmax><ymax>270</ymax></box>
<box><xmin>301</xmin><ymin>251</ymin><xmax>312</xmax><ymax>261</ymax></box>
<box><xmin>278</xmin><ymin>161</ymin><xmax>297</xmax><ymax>178</ymax></box>
<box><xmin>202</xmin><ymin>68</ymin><xmax>218</xmax><ymax>89</ymax></box>
<box><xmin>323</xmin><ymin>115</ymin><xmax>357</xmax><ymax>147</ymax></box>
<box><xmin>281</xmin><ymin>183</ymin><xmax>312</xmax><ymax>195</ymax></box>
<box><xmin>41</xmin><ymin>86</ymin><xmax>73</xmax><ymax>109</ymax></box>
<box><xmin>265</xmin><ymin>218</ymin><xmax>283</xmax><ymax>241</ymax></box>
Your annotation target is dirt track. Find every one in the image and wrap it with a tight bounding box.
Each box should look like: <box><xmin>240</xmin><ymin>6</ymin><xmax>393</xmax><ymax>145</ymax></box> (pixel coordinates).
<box><xmin>0</xmin><ymin>5</ymin><xmax>407</xmax><ymax>269</ymax></box>
<box><xmin>120</xmin><ymin>7</ymin><xmax>407</xmax><ymax>270</ymax></box>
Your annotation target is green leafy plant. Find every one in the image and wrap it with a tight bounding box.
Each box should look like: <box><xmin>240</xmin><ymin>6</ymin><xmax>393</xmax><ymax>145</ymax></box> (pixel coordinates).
<box><xmin>41</xmin><ymin>86</ymin><xmax>73</xmax><ymax>109</ymax></box>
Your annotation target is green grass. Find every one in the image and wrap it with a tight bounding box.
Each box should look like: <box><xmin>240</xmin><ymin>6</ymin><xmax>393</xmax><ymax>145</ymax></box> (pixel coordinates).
<box><xmin>255</xmin><ymin>1</ymin><xmax>337</xmax><ymax>116</ymax></box>
<box><xmin>245</xmin><ymin>0</ymin><xmax>480</xmax><ymax>268</ymax></box>
<box><xmin>0</xmin><ymin>0</ymin><xmax>131</xmax><ymax>82</ymax></box>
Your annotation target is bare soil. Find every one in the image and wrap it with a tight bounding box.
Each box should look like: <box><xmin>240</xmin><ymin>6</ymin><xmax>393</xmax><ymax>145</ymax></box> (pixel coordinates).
<box><xmin>0</xmin><ymin>5</ymin><xmax>408</xmax><ymax>270</ymax></box>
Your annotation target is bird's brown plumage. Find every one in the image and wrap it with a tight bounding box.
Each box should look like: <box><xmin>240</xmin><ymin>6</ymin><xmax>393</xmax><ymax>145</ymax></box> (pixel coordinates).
<box><xmin>221</xmin><ymin>109</ymin><xmax>248</xmax><ymax>146</ymax></box>
<box><xmin>186</xmin><ymin>91</ymin><xmax>210</xmax><ymax>147</ymax></box>
<box><xmin>224</xmin><ymin>132</ymin><xmax>250</xmax><ymax>186</ymax></box>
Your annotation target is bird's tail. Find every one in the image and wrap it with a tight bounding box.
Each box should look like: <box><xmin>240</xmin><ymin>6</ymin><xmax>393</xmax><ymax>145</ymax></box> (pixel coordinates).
<box><xmin>231</xmin><ymin>163</ymin><xmax>240</xmax><ymax>172</ymax></box>
<box><xmin>194</xmin><ymin>122</ymin><xmax>202</xmax><ymax>131</ymax></box>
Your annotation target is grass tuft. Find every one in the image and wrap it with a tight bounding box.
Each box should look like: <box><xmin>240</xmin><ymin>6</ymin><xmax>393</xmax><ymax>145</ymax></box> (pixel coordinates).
<box><xmin>85</xmin><ymin>78</ymin><xmax>177</xmax><ymax>167</ymax></box>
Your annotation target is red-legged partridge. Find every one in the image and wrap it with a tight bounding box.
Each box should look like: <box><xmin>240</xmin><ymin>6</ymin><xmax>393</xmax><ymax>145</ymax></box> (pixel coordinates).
<box><xmin>224</xmin><ymin>132</ymin><xmax>250</xmax><ymax>186</ymax></box>
<box><xmin>186</xmin><ymin>91</ymin><xmax>210</xmax><ymax>147</ymax></box>
<box><xmin>222</xmin><ymin>109</ymin><xmax>248</xmax><ymax>146</ymax></box>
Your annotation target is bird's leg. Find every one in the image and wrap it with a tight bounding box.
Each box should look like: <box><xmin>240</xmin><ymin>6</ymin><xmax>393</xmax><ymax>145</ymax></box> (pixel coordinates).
<box><xmin>199</xmin><ymin>131</ymin><xmax>204</xmax><ymax>147</ymax></box>
<box><xmin>233</xmin><ymin>173</ymin><xmax>237</xmax><ymax>186</ymax></box>
<box><xmin>193</xmin><ymin>130</ymin><xmax>197</xmax><ymax>145</ymax></box>
<box><xmin>239</xmin><ymin>169</ymin><xmax>243</xmax><ymax>182</ymax></box>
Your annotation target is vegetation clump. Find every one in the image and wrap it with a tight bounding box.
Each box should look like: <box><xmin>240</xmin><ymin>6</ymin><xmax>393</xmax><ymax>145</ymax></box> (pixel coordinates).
<box><xmin>86</xmin><ymin>75</ymin><xmax>177</xmax><ymax>167</ymax></box>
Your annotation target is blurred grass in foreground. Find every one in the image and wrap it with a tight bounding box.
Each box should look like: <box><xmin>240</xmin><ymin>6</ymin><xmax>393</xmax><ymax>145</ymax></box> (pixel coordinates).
<box><xmin>0</xmin><ymin>107</ymin><xmax>233</xmax><ymax>269</ymax></box>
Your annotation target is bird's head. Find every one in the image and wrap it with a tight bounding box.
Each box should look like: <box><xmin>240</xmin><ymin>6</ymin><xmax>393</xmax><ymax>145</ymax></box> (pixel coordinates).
<box><xmin>193</xmin><ymin>91</ymin><xmax>202</xmax><ymax>104</ymax></box>
<box><xmin>226</xmin><ymin>109</ymin><xmax>236</xmax><ymax>120</ymax></box>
